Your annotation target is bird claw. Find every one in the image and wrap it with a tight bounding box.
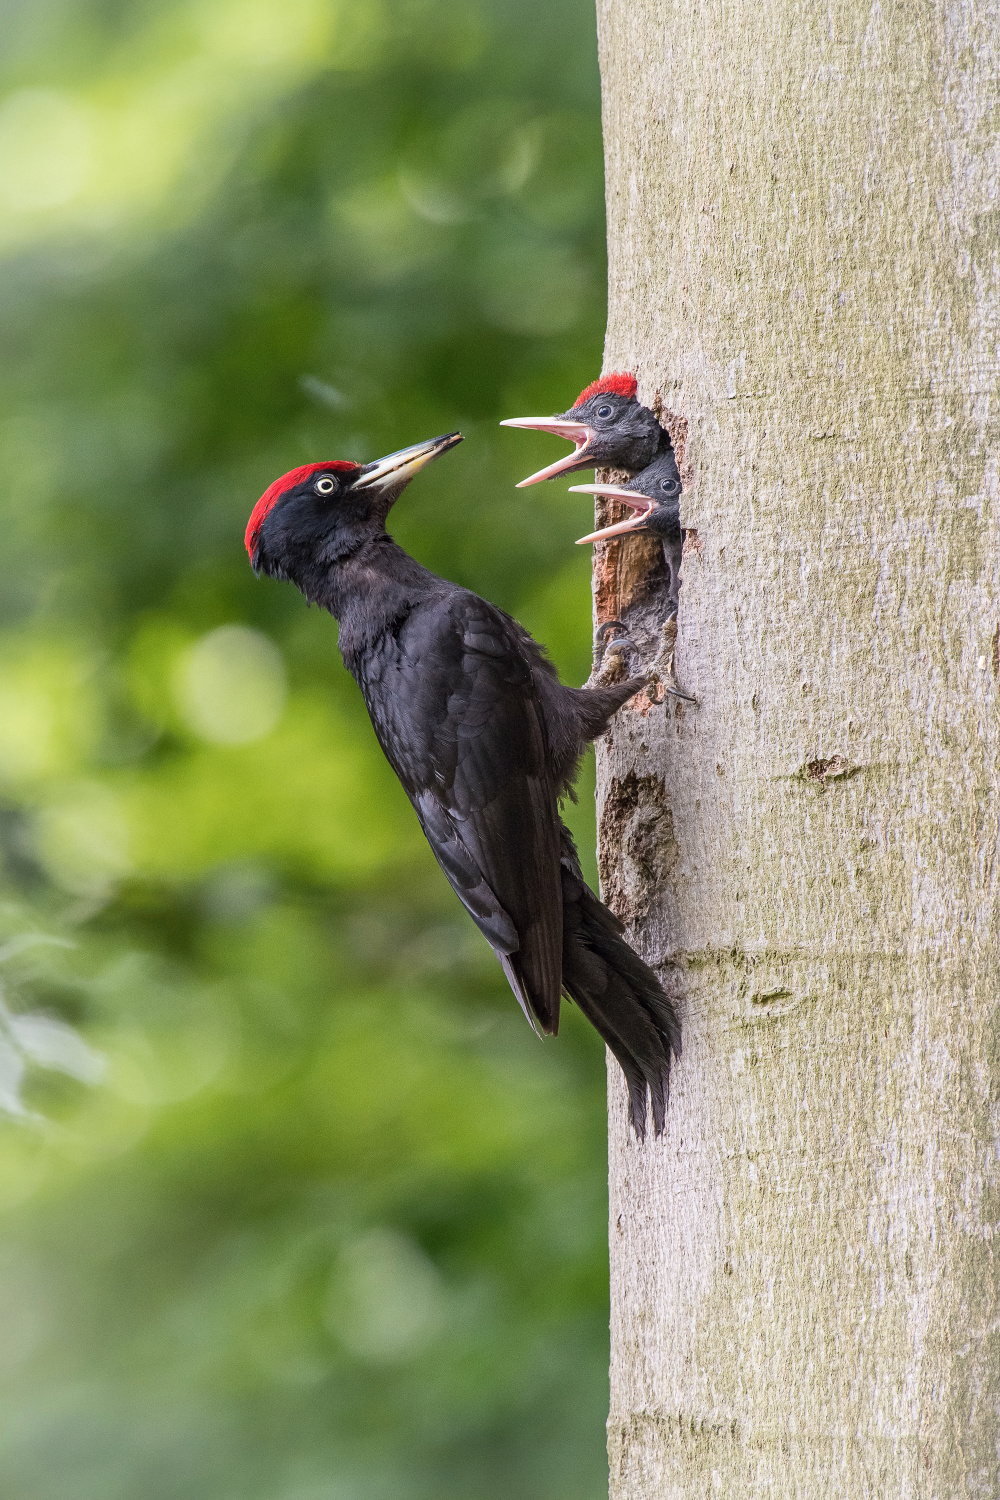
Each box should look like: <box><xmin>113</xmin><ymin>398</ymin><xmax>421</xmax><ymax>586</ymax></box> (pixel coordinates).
<box><xmin>590</xmin><ymin>618</ymin><xmax>697</xmax><ymax>702</ymax></box>
<box><xmin>594</xmin><ymin>619</ymin><xmax>627</xmax><ymax>647</ymax></box>
<box><xmin>650</xmin><ymin>619</ymin><xmax>698</xmax><ymax>705</ymax></box>
<box><xmin>589</xmin><ymin>621</ymin><xmax>636</xmax><ymax>686</ymax></box>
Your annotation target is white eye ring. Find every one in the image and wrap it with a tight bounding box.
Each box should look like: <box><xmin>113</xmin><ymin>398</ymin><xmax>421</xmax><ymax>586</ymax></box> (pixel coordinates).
<box><xmin>314</xmin><ymin>476</ymin><xmax>336</xmax><ymax>495</ymax></box>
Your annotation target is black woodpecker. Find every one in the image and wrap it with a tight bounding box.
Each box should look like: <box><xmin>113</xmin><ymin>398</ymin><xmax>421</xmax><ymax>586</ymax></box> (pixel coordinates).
<box><xmin>245</xmin><ymin>434</ymin><xmax>680</xmax><ymax>1136</ymax></box>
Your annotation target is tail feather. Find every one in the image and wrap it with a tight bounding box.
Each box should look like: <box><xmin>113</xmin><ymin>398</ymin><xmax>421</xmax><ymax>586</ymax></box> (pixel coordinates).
<box><xmin>559</xmin><ymin>828</ymin><xmax>680</xmax><ymax>1138</ymax></box>
<box><xmin>500</xmin><ymin>954</ymin><xmax>554</xmax><ymax>1038</ymax></box>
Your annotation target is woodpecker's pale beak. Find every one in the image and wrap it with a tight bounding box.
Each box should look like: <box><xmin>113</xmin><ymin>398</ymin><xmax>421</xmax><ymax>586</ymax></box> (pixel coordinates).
<box><xmin>498</xmin><ymin>417</ymin><xmax>595</xmax><ymax>486</ymax></box>
<box><xmin>354</xmin><ymin>432</ymin><xmax>463</xmax><ymax>496</ymax></box>
<box><xmin>569</xmin><ymin>482</ymin><xmax>656</xmax><ymax>544</ymax></box>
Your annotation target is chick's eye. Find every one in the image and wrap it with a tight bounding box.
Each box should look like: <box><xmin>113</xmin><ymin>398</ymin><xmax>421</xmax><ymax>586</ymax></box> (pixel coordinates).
<box><xmin>661</xmin><ymin>478</ymin><xmax>679</xmax><ymax>495</ymax></box>
<box><xmin>596</xmin><ymin>404</ymin><xmax>613</xmax><ymax>419</ymax></box>
<box><xmin>314</xmin><ymin>476</ymin><xmax>337</xmax><ymax>495</ymax></box>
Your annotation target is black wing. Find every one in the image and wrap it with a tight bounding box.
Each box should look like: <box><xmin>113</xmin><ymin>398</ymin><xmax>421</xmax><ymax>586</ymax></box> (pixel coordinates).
<box><xmin>358</xmin><ymin>591</ymin><xmax>564</xmax><ymax>1033</ymax></box>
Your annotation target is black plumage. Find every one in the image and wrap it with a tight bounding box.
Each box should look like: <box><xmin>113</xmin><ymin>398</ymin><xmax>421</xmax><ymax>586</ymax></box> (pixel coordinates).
<box><xmin>246</xmin><ymin>434</ymin><xmax>680</xmax><ymax>1135</ymax></box>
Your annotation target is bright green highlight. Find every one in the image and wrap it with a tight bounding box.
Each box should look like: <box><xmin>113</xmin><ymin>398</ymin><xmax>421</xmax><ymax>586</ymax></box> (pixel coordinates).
<box><xmin>0</xmin><ymin>0</ymin><xmax>611</xmax><ymax>1496</ymax></box>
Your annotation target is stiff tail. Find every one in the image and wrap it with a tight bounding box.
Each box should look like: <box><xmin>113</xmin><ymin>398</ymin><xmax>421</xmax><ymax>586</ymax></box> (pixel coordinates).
<box><xmin>559</xmin><ymin>831</ymin><xmax>680</xmax><ymax>1137</ymax></box>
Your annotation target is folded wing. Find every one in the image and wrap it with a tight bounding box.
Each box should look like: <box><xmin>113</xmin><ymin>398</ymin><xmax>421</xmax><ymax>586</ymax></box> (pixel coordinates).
<box><xmin>361</xmin><ymin>592</ymin><xmax>564</xmax><ymax>1033</ymax></box>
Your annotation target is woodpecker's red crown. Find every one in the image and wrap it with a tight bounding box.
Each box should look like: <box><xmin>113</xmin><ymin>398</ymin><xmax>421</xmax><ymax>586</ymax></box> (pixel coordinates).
<box><xmin>245</xmin><ymin>460</ymin><xmax>360</xmax><ymax>557</ymax></box>
<box><xmin>572</xmin><ymin>372</ymin><xmax>637</xmax><ymax>407</ymax></box>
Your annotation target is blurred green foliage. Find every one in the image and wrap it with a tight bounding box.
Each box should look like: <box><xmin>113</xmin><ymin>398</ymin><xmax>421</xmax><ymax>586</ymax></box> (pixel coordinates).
<box><xmin>0</xmin><ymin>1</ymin><xmax>613</xmax><ymax>1494</ymax></box>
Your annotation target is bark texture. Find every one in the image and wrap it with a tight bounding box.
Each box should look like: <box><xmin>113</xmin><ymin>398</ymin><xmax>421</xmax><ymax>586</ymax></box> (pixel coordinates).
<box><xmin>595</xmin><ymin>0</ymin><xmax>1000</xmax><ymax>1494</ymax></box>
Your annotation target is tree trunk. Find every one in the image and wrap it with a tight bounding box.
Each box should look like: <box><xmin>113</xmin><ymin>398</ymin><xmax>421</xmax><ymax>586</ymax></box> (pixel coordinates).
<box><xmin>594</xmin><ymin>0</ymin><xmax>1000</xmax><ymax>1494</ymax></box>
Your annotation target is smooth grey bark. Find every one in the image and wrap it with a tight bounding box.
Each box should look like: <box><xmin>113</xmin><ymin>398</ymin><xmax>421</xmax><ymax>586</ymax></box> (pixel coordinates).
<box><xmin>593</xmin><ymin>0</ymin><xmax>1000</xmax><ymax>1494</ymax></box>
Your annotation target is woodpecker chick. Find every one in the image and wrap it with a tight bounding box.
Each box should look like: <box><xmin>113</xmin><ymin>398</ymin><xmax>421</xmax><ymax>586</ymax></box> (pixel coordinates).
<box><xmin>500</xmin><ymin>373</ymin><xmax>664</xmax><ymax>487</ymax></box>
<box><xmin>575</xmin><ymin>450</ymin><xmax>696</xmax><ymax>701</ymax></box>
<box><xmin>246</xmin><ymin>433</ymin><xmax>680</xmax><ymax>1137</ymax></box>
<box><xmin>571</xmin><ymin>447</ymin><xmax>685</xmax><ymax>615</ymax></box>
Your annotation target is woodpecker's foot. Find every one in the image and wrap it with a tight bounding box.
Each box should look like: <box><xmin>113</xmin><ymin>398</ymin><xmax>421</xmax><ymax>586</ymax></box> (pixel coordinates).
<box><xmin>589</xmin><ymin>621</ymin><xmax>637</xmax><ymax>686</ymax></box>
<box><xmin>651</xmin><ymin>618</ymin><xmax>698</xmax><ymax>704</ymax></box>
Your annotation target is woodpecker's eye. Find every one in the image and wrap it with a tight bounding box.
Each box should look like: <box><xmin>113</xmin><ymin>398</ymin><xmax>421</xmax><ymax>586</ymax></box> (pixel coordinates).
<box><xmin>314</xmin><ymin>476</ymin><xmax>337</xmax><ymax>495</ymax></box>
<box><xmin>661</xmin><ymin>478</ymin><xmax>679</xmax><ymax>495</ymax></box>
<box><xmin>596</xmin><ymin>403</ymin><xmax>613</xmax><ymax>419</ymax></box>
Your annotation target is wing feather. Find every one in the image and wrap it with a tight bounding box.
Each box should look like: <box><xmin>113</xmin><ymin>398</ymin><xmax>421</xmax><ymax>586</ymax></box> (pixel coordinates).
<box><xmin>359</xmin><ymin>592</ymin><xmax>564</xmax><ymax>1032</ymax></box>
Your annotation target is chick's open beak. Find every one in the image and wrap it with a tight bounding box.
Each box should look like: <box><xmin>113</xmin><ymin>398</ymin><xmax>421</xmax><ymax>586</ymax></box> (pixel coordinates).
<box><xmin>498</xmin><ymin>416</ymin><xmax>595</xmax><ymax>486</ymax></box>
<box><xmin>354</xmin><ymin>432</ymin><xmax>463</xmax><ymax>495</ymax></box>
<box><xmin>569</xmin><ymin>482</ymin><xmax>656</xmax><ymax>545</ymax></box>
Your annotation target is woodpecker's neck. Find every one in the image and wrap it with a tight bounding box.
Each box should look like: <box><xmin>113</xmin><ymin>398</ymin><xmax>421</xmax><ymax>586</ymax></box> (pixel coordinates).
<box><xmin>301</xmin><ymin>532</ymin><xmax>441</xmax><ymax>657</ymax></box>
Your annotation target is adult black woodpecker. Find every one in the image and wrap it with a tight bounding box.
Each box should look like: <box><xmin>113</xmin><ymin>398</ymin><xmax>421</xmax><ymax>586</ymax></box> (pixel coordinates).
<box><xmin>245</xmin><ymin>434</ymin><xmax>680</xmax><ymax>1135</ymax></box>
<box><xmin>570</xmin><ymin>448</ymin><xmax>685</xmax><ymax>614</ymax></box>
<box><xmin>500</xmin><ymin>372</ymin><xmax>665</xmax><ymax>487</ymax></box>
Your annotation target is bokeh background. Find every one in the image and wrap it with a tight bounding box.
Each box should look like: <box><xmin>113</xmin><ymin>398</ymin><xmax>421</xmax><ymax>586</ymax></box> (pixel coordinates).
<box><xmin>0</xmin><ymin>1</ymin><xmax>613</xmax><ymax>1495</ymax></box>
